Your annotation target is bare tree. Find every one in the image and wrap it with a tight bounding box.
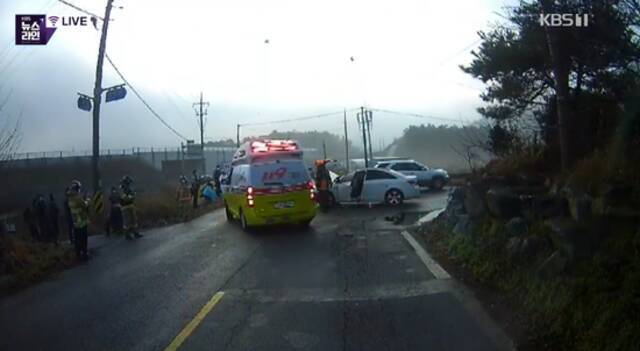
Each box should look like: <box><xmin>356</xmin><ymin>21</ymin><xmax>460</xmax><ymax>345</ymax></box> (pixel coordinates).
<box><xmin>0</xmin><ymin>95</ymin><xmax>21</xmax><ymax>165</ymax></box>
<box><xmin>451</xmin><ymin>125</ymin><xmax>491</xmax><ymax>174</ymax></box>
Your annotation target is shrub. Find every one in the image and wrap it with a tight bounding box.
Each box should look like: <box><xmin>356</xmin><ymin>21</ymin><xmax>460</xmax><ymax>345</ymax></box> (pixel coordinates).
<box><xmin>1</xmin><ymin>236</ymin><xmax>74</xmax><ymax>289</ymax></box>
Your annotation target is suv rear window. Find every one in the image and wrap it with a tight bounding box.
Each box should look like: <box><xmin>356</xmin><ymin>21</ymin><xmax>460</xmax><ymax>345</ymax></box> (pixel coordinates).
<box><xmin>391</xmin><ymin>162</ymin><xmax>422</xmax><ymax>171</ymax></box>
<box><xmin>249</xmin><ymin>161</ymin><xmax>310</xmax><ymax>186</ymax></box>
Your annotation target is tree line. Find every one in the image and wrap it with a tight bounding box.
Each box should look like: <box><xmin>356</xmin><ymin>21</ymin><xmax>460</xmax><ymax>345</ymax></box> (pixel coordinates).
<box><xmin>461</xmin><ymin>0</ymin><xmax>640</xmax><ymax>171</ymax></box>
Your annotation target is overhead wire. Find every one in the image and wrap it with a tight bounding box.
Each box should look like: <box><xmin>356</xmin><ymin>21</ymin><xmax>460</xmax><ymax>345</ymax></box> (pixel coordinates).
<box><xmin>368</xmin><ymin>107</ymin><xmax>472</xmax><ymax>124</ymax></box>
<box><xmin>239</xmin><ymin>108</ymin><xmax>358</xmax><ymax>127</ymax></box>
<box><xmin>56</xmin><ymin>0</ymin><xmax>105</xmax><ymax>20</ymax></box>
<box><xmin>67</xmin><ymin>1</ymin><xmax>191</xmax><ymax>141</ymax></box>
<box><xmin>104</xmin><ymin>53</ymin><xmax>189</xmax><ymax>140</ymax></box>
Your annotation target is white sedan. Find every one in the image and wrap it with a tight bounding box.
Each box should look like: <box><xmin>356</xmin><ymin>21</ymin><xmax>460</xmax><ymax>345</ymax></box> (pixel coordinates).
<box><xmin>328</xmin><ymin>168</ymin><xmax>421</xmax><ymax>206</ymax></box>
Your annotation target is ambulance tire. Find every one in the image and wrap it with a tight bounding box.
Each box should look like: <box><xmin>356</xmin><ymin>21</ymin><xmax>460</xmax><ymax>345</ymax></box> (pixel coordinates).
<box><xmin>240</xmin><ymin>210</ymin><xmax>250</xmax><ymax>231</ymax></box>
<box><xmin>225</xmin><ymin>202</ymin><xmax>234</xmax><ymax>222</ymax></box>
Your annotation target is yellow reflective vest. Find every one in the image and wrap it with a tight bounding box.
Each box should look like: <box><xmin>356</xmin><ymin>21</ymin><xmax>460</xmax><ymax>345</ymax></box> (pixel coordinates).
<box><xmin>68</xmin><ymin>191</ymin><xmax>90</xmax><ymax>228</ymax></box>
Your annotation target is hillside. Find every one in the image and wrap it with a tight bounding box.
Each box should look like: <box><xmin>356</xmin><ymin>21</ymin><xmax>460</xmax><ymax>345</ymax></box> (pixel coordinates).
<box><xmin>385</xmin><ymin>124</ymin><xmax>492</xmax><ymax>173</ymax></box>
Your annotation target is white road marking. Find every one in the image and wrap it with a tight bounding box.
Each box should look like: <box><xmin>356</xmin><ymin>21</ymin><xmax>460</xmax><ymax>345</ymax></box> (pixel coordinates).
<box><xmin>417</xmin><ymin>208</ymin><xmax>445</xmax><ymax>224</ymax></box>
<box><xmin>400</xmin><ymin>230</ymin><xmax>451</xmax><ymax>280</ymax></box>
<box><xmin>225</xmin><ymin>279</ymin><xmax>451</xmax><ymax>303</ymax></box>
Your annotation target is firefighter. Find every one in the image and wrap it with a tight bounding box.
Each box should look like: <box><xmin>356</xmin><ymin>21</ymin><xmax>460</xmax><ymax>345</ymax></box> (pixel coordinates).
<box><xmin>107</xmin><ymin>186</ymin><xmax>122</xmax><ymax>236</ymax></box>
<box><xmin>63</xmin><ymin>187</ymin><xmax>74</xmax><ymax>244</ymax></box>
<box><xmin>176</xmin><ymin>175</ymin><xmax>191</xmax><ymax>221</ymax></box>
<box><xmin>120</xmin><ymin>175</ymin><xmax>142</xmax><ymax>240</ymax></box>
<box><xmin>67</xmin><ymin>181</ymin><xmax>90</xmax><ymax>261</ymax></box>
<box><xmin>34</xmin><ymin>194</ymin><xmax>47</xmax><ymax>242</ymax></box>
<box><xmin>213</xmin><ymin>165</ymin><xmax>222</xmax><ymax>197</ymax></box>
<box><xmin>314</xmin><ymin>159</ymin><xmax>333</xmax><ymax>210</ymax></box>
<box><xmin>191</xmin><ymin>170</ymin><xmax>199</xmax><ymax>209</ymax></box>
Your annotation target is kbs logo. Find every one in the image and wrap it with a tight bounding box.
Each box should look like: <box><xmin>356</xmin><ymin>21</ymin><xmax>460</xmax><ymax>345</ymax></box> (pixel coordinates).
<box><xmin>15</xmin><ymin>15</ymin><xmax>56</xmax><ymax>45</ymax></box>
<box><xmin>15</xmin><ymin>14</ymin><xmax>91</xmax><ymax>45</ymax></box>
<box><xmin>539</xmin><ymin>13</ymin><xmax>590</xmax><ymax>27</ymax></box>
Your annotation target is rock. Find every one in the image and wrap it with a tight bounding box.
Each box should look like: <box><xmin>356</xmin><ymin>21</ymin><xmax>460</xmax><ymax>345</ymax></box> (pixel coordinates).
<box><xmin>600</xmin><ymin>184</ymin><xmax>634</xmax><ymax>207</ymax></box>
<box><xmin>486</xmin><ymin>187</ymin><xmax>521</xmax><ymax>219</ymax></box>
<box><xmin>441</xmin><ymin>187</ymin><xmax>467</xmax><ymax>225</ymax></box>
<box><xmin>448</xmin><ymin>186</ymin><xmax>465</xmax><ymax>204</ymax></box>
<box><xmin>464</xmin><ymin>186</ymin><xmax>488</xmax><ymax>219</ymax></box>
<box><xmin>549</xmin><ymin>181</ymin><xmax>563</xmax><ymax>195</ymax></box>
<box><xmin>520</xmin><ymin>235</ymin><xmax>547</xmax><ymax>257</ymax></box>
<box><xmin>568</xmin><ymin>192</ymin><xmax>592</xmax><ymax>222</ymax></box>
<box><xmin>505</xmin><ymin>235</ymin><xmax>546</xmax><ymax>258</ymax></box>
<box><xmin>505</xmin><ymin>237</ymin><xmax>523</xmax><ymax>258</ymax></box>
<box><xmin>537</xmin><ymin>250</ymin><xmax>568</xmax><ymax>278</ymax></box>
<box><xmin>505</xmin><ymin>217</ymin><xmax>527</xmax><ymax>237</ymax></box>
<box><xmin>544</xmin><ymin>217</ymin><xmax>595</xmax><ymax>259</ymax></box>
<box><xmin>529</xmin><ymin>195</ymin><xmax>569</xmax><ymax>219</ymax></box>
<box><xmin>446</xmin><ymin>212</ymin><xmax>458</xmax><ymax>226</ymax></box>
<box><xmin>517</xmin><ymin>174</ymin><xmax>546</xmax><ymax>187</ymax></box>
<box><xmin>453</xmin><ymin>205</ymin><xmax>466</xmax><ymax>216</ymax></box>
<box><xmin>453</xmin><ymin>214</ymin><xmax>471</xmax><ymax>236</ymax></box>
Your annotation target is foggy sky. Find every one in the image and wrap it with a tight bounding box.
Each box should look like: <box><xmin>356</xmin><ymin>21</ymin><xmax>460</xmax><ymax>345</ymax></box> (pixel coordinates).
<box><xmin>0</xmin><ymin>0</ymin><xmax>514</xmax><ymax>153</ymax></box>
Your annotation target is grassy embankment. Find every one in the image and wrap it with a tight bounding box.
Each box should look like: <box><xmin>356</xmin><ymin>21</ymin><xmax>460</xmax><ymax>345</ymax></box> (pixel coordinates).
<box><xmin>1</xmin><ymin>185</ymin><xmax>221</xmax><ymax>294</ymax></box>
<box><xmin>420</xmin><ymin>150</ymin><xmax>640</xmax><ymax>350</ymax></box>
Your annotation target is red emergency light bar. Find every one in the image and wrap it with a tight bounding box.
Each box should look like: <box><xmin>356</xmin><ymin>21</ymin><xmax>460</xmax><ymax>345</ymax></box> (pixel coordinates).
<box><xmin>250</xmin><ymin>140</ymin><xmax>299</xmax><ymax>153</ymax></box>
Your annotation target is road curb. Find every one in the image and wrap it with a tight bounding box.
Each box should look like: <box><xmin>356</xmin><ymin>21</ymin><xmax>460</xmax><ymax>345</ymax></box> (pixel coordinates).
<box><xmin>400</xmin><ymin>230</ymin><xmax>451</xmax><ymax>280</ymax></box>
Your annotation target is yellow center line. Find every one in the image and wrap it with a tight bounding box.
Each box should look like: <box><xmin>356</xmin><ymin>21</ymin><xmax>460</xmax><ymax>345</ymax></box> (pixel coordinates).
<box><xmin>164</xmin><ymin>291</ymin><xmax>226</xmax><ymax>351</ymax></box>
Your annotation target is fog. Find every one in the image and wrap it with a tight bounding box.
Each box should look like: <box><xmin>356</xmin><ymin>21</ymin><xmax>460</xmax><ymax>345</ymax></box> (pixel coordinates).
<box><xmin>0</xmin><ymin>0</ymin><xmax>514</xmax><ymax>153</ymax></box>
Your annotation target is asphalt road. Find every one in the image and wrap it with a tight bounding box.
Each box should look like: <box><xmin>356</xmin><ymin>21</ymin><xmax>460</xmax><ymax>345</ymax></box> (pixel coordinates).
<box><xmin>0</xmin><ymin>190</ymin><xmax>512</xmax><ymax>351</ymax></box>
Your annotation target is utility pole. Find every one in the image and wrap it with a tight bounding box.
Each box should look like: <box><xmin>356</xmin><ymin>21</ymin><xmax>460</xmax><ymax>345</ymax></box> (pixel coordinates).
<box><xmin>236</xmin><ymin>124</ymin><xmax>241</xmax><ymax>147</ymax></box>
<box><xmin>193</xmin><ymin>92</ymin><xmax>209</xmax><ymax>173</ymax></box>
<box><xmin>343</xmin><ymin>109</ymin><xmax>350</xmax><ymax>173</ymax></box>
<box><xmin>322</xmin><ymin>140</ymin><xmax>327</xmax><ymax>159</ymax></box>
<box><xmin>357</xmin><ymin>106</ymin><xmax>369</xmax><ymax>167</ymax></box>
<box><xmin>365</xmin><ymin>109</ymin><xmax>373</xmax><ymax>162</ymax></box>
<box><xmin>91</xmin><ymin>0</ymin><xmax>115</xmax><ymax>192</ymax></box>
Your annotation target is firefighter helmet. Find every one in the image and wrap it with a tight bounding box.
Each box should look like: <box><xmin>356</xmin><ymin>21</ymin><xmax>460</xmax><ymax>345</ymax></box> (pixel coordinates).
<box><xmin>121</xmin><ymin>175</ymin><xmax>133</xmax><ymax>186</ymax></box>
<box><xmin>70</xmin><ymin>180</ymin><xmax>82</xmax><ymax>192</ymax></box>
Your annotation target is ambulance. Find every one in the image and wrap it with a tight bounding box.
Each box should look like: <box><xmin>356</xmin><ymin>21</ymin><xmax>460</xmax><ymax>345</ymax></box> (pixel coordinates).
<box><xmin>221</xmin><ymin>139</ymin><xmax>317</xmax><ymax>230</ymax></box>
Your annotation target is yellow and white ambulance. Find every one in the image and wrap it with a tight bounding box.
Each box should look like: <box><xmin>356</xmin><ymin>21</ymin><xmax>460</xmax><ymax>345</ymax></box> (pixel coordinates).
<box><xmin>221</xmin><ymin>139</ymin><xmax>317</xmax><ymax>230</ymax></box>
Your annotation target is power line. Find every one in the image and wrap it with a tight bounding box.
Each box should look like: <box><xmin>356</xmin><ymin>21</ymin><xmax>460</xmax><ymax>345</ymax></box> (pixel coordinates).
<box><xmin>104</xmin><ymin>53</ymin><xmax>189</xmax><ymax>140</ymax></box>
<box><xmin>57</xmin><ymin>0</ymin><xmax>106</xmax><ymax>20</ymax></box>
<box><xmin>239</xmin><ymin>109</ymin><xmax>358</xmax><ymax>127</ymax></box>
<box><xmin>368</xmin><ymin>107</ymin><xmax>470</xmax><ymax>124</ymax></box>
<box><xmin>436</xmin><ymin>38</ymin><xmax>483</xmax><ymax>67</ymax></box>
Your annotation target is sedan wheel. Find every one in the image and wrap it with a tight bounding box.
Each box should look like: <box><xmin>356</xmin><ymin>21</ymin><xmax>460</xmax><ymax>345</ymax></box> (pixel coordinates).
<box><xmin>431</xmin><ymin>177</ymin><xmax>445</xmax><ymax>190</ymax></box>
<box><xmin>385</xmin><ymin>189</ymin><xmax>404</xmax><ymax>206</ymax></box>
<box><xmin>326</xmin><ymin>192</ymin><xmax>336</xmax><ymax>207</ymax></box>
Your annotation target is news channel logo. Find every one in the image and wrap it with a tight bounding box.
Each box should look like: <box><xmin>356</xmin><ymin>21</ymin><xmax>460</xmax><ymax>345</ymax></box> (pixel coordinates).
<box><xmin>539</xmin><ymin>13</ymin><xmax>591</xmax><ymax>27</ymax></box>
<box><xmin>15</xmin><ymin>14</ymin><xmax>92</xmax><ymax>45</ymax></box>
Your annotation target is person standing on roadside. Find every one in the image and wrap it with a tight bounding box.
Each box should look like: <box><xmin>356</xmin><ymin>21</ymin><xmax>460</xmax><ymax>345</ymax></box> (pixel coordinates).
<box><xmin>67</xmin><ymin>181</ymin><xmax>90</xmax><ymax>261</ymax></box>
<box><xmin>176</xmin><ymin>175</ymin><xmax>191</xmax><ymax>221</ymax></box>
<box><xmin>23</xmin><ymin>206</ymin><xmax>38</xmax><ymax>241</ymax></box>
<box><xmin>107</xmin><ymin>186</ymin><xmax>122</xmax><ymax>236</ymax></box>
<box><xmin>213</xmin><ymin>165</ymin><xmax>222</xmax><ymax>197</ymax></box>
<box><xmin>315</xmin><ymin>160</ymin><xmax>333</xmax><ymax>210</ymax></box>
<box><xmin>191</xmin><ymin>169</ymin><xmax>200</xmax><ymax>209</ymax></box>
<box><xmin>63</xmin><ymin>187</ymin><xmax>75</xmax><ymax>244</ymax></box>
<box><xmin>33</xmin><ymin>194</ymin><xmax>48</xmax><ymax>242</ymax></box>
<box><xmin>120</xmin><ymin>176</ymin><xmax>142</xmax><ymax>240</ymax></box>
<box><xmin>47</xmin><ymin>194</ymin><xmax>59</xmax><ymax>245</ymax></box>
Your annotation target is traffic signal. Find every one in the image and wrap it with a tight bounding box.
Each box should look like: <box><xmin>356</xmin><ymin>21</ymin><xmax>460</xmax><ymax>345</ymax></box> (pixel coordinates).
<box><xmin>77</xmin><ymin>95</ymin><xmax>92</xmax><ymax>111</ymax></box>
<box><xmin>105</xmin><ymin>86</ymin><xmax>127</xmax><ymax>102</ymax></box>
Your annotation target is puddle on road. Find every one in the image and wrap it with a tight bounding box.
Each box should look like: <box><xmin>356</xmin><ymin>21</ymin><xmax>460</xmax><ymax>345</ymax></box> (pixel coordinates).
<box><xmin>383</xmin><ymin>211</ymin><xmax>431</xmax><ymax>225</ymax></box>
